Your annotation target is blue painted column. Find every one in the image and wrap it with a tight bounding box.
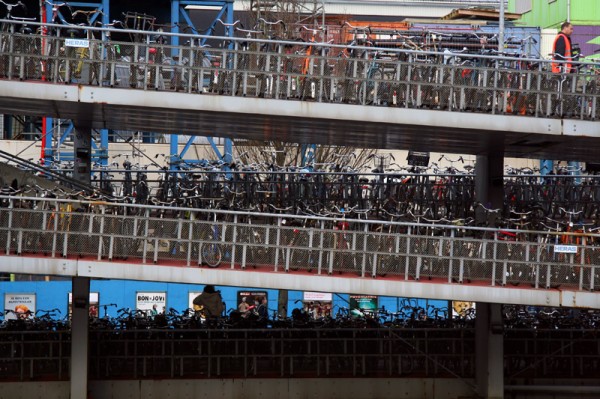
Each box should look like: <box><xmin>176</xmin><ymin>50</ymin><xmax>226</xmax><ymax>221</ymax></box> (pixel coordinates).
<box><xmin>169</xmin><ymin>0</ymin><xmax>236</xmax><ymax>165</ymax></box>
<box><xmin>171</xmin><ymin>0</ymin><xmax>180</xmax><ymax>50</ymax></box>
<box><xmin>170</xmin><ymin>134</ymin><xmax>179</xmax><ymax>170</ymax></box>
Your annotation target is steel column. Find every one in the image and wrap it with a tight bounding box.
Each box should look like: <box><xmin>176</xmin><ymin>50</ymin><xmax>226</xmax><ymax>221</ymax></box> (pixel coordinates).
<box><xmin>169</xmin><ymin>0</ymin><xmax>235</xmax><ymax>166</ymax></box>
<box><xmin>475</xmin><ymin>149</ymin><xmax>504</xmax><ymax>226</ymax></box>
<box><xmin>73</xmin><ymin>124</ymin><xmax>92</xmax><ymax>188</ymax></box>
<box><xmin>70</xmin><ymin>276</ymin><xmax>90</xmax><ymax>399</ymax></box>
<box><xmin>475</xmin><ymin>302</ymin><xmax>504</xmax><ymax>399</ymax></box>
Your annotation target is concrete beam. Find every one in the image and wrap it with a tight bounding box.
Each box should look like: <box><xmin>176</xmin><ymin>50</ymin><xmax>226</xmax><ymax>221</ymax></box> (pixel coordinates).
<box><xmin>1</xmin><ymin>255</ymin><xmax>598</xmax><ymax>309</ymax></box>
<box><xmin>4</xmin><ymin>80</ymin><xmax>600</xmax><ymax>162</ymax></box>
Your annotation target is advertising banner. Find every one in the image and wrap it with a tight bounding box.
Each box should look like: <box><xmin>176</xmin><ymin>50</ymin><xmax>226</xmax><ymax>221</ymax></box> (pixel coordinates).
<box><xmin>4</xmin><ymin>293</ymin><xmax>36</xmax><ymax>320</ymax></box>
<box><xmin>303</xmin><ymin>292</ymin><xmax>332</xmax><ymax>302</ymax></box>
<box><xmin>68</xmin><ymin>292</ymin><xmax>100</xmax><ymax>318</ymax></box>
<box><xmin>349</xmin><ymin>294</ymin><xmax>377</xmax><ymax>317</ymax></box>
<box><xmin>136</xmin><ymin>291</ymin><xmax>166</xmax><ymax>315</ymax></box>
<box><xmin>452</xmin><ymin>301</ymin><xmax>476</xmax><ymax>318</ymax></box>
<box><xmin>303</xmin><ymin>292</ymin><xmax>333</xmax><ymax>318</ymax></box>
<box><xmin>237</xmin><ymin>290</ymin><xmax>267</xmax><ymax>308</ymax></box>
<box><xmin>189</xmin><ymin>292</ymin><xmax>202</xmax><ymax>311</ymax></box>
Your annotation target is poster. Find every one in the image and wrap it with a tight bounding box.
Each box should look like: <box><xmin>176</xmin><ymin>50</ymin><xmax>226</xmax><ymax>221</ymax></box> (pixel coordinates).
<box><xmin>189</xmin><ymin>291</ymin><xmax>203</xmax><ymax>311</ymax></box>
<box><xmin>237</xmin><ymin>290</ymin><xmax>267</xmax><ymax>309</ymax></box>
<box><xmin>4</xmin><ymin>293</ymin><xmax>36</xmax><ymax>320</ymax></box>
<box><xmin>452</xmin><ymin>301</ymin><xmax>476</xmax><ymax>319</ymax></box>
<box><xmin>136</xmin><ymin>291</ymin><xmax>166</xmax><ymax>316</ymax></box>
<box><xmin>303</xmin><ymin>292</ymin><xmax>332</xmax><ymax>318</ymax></box>
<box><xmin>68</xmin><ymin>292</ymin><xmax>100</xmax><ymax>318</ymax></box>
<box><xmin>303</xmin><ymin>292</ymin><xmax>332</xmax><ymax>302</ymax></box>
<box><xmin>349</xmin><ymin>294</ymin><xmax>378</xmax><ymax>318</ymax></box>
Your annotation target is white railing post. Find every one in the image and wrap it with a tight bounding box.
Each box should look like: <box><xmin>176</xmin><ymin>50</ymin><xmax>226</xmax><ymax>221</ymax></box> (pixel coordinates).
<box><xmin>187</xmin><ymin>215</ymin><xmax>193</xmax><ymax>267</ymax></box>
<box><xmin>142</xmin><ymin>209</ymin><xmax>150</xmax><ymax>264</ymax></box>
<box><xmin>579</xmin><ymin>237</ymin><xmax>586</xmax><ymax>291</ymax></box>
<box><xmin>405</xmin><ymin>226</ymin><xmax>411</xmax><ymax>281</ymax></box>
<box><xmin>274</xmin><ymin>217</ymin><xmax>282</xmax><ymax>272</ymax></box>
<box><xmin>5</xmin><ymin>200</ymin><xmax>13</xmax><ymax>255</ymax></box>
<box><xmin>362</xmin><ymin>224</ymin><xmax>368</xmax><ymax>277</ymax></box>
<box><xmin>231</xmin><ymin>215</ymin><xmax>237</xmax><ymax>269</ymax></box>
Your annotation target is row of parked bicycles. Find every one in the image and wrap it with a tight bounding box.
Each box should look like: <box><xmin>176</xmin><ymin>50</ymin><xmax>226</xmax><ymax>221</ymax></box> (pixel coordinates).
<box><xmin>3</xmin><ymin>304</ymin><xmax>599</xmax><ymax>331</ymax></box>
<box><xmin>7</xmin><ymin>157</ymin><xmax>600</xmax><ymax>230</ymax></box>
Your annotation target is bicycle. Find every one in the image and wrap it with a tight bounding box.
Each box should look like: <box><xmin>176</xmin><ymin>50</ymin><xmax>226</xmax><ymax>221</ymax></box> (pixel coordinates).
<box><xmin>199</xmin><ymin>211</ymin><xmax>224</xmax><ymax>268</ymax></box>
<box><xmin>0</xmin><ymin>1</ymin><xmax>40</xmax><ymax>80</ymax></box>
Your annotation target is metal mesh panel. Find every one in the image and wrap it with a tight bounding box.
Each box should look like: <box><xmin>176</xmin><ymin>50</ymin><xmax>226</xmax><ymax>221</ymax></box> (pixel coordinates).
<box><xmin>237</xmin><ymin>224</ymin><xmax>271</xmax><ymax>269</ymax></box>
<box><xmin>326</xmin><ymin>229</ymin><xmax>361</xmax><ymax>275</ymax></box>
<box><xmin>428</xmin><ymin>237</ymin><xmax>453</xmax><ymax>280</ymax></box>
<box><xmin>0</xmin><ymin>209</ymin><xmax>10</xmax><ymax>252</ymax></box>
<box><xmin>65</xmin><ymin>213</ymin><xmax>94</xmax><ymax>256</ymax></box>
<box><xmin>364</xmin><ymin>232</ymin><xmax>406</xmax><ymax>278</ymax></box>
<box><xmin>111</xmin><ymin>215</ymin><xmax>145</xmax><ymax>261</ymax></box>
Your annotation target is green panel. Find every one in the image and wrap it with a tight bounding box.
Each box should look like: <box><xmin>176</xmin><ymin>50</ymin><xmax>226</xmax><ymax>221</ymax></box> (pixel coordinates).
<box><xmin>509</xmin><ymin>0</ymin><xmax>567</xmax><ymax>28</ymax></box>
<box><xmin>510</xmin><ymin>0</ymin><xmax>600</xmax><ymax>27</ymax></box>
<box><xmin>571</xmin><ymin>1</ymin><xmax>600</xmax><ymax>25</ymax></box>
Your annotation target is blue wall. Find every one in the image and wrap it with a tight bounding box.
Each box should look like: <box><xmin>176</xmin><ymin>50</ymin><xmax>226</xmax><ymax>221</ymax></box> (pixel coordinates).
<box><xmin>0</xmin><ymin>280</ymin><xmax>447</xmax><ymax>319</ymax></box>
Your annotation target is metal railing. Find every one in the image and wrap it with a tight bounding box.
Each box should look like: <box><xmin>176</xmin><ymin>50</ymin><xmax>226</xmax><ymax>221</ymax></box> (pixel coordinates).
<box><xmin>89</xmin><ymin>328</ymin><xmax>475</xmax><ymax>379</ymax></box>
<box><xmin>0</xmin><ymin>196</ymin><xmax>599</xmax><ymax>291</ymax></box>
<box><xmin>2</xmin><ymin>327</ymin><xmax>600</xmax><ymax>382</ymax></box>
<box><xmin>0</xmin><ymin>20</ymin><xmax>598</xmax><ymax>120</ymax></box>
<box><xmin>0</xmin><ymin>330</ymin><xmax>70</xmax><ymax>381</ymax></box>
<box><xmin>0</xmin><ymin>327</ymin><xmax>475</xmax><ymax>381</ymax></box>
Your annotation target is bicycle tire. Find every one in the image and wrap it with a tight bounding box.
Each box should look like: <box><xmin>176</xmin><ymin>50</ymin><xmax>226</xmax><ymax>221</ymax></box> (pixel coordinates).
<box><xmin>201</xmin><ymin>243</ymin><xmax>222</xmax><ymax>268</ymax></box>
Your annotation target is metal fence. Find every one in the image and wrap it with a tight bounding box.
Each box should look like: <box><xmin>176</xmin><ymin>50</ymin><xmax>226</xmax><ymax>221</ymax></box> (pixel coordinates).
<box><xmin>2</xmin><ymin>327</ymin><xmax>600</xmax><ymax>382</ymax></box>
<box><xmin>0</xmin><ymin>327</ymin><xmax>474</xmax><ymax>381</ymax></box>
<box><xmin>88</xmin><ymin>328</ymin><xmax>475</xmax><ymax>379</ymax></box>
<box><xmin>0</xmin><ymin>330</ymin><xmax>70</xmax><ymax>381</ymax></box>
<box><xmin>0</xmin><ymin>196</ymin><xmax>599</xmax><ymax>291</ymax></box>
<box><xmin>0</xmin><ymin>20</ymin><xmax>598</xmax><ymax>120</ymax></box>
<box><xmin>505</xmin><ymin>328</ymin><xmax>600</xmax><ymax>380</ymax></box>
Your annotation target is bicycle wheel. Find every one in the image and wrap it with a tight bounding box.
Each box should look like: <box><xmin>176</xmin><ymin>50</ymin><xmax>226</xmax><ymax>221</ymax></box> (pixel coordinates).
<box><xmin>201</xmin><ymin>243</ymin><xmax>222</xmax><ymax>268</ymax></box>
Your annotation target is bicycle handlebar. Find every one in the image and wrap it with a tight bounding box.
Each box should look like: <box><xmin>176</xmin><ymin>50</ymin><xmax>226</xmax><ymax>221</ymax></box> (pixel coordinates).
<box><xmin>215</xmin><ymin>18</ymin><xmax>242</xmax><ymax>28</ymax></box>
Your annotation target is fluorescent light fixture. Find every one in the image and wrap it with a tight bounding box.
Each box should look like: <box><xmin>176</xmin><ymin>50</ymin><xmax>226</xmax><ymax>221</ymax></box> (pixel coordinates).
<box><xmin>184</xmin><ymin>5</ymin><xmax>223</xmax><ymax>11</ymax></box>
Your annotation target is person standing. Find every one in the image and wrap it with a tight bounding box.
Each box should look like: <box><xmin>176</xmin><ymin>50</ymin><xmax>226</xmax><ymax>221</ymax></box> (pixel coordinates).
<box><xmin>552</xmin><ymin>22</ymin><xmax>574</xmax><ymax>74</ymax></box>
<box><xmin>193</xmin><ymin>285</ymin><xmax>224</xmax><ymax>319</ymax></box>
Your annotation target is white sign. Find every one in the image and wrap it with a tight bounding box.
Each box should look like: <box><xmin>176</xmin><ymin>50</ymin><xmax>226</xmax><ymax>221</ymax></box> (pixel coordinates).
<box><xmin>68</xmin><ymin>292</ymin><xmax>99</xmax><ymax>303</ymax></box>
<box><xmin>189</xmin><ymin>292</ymin><xmax>203</xmax><ymax>310</ymax></box>
<box><xmin>303</xmin><ymin>292</ymin><xmax>333</xmax><ymax>301</ymax></box>
<box><xmin>136</xmin><ymin>292</ymin><xmax>166</xmax><ymax>314</ymax></box>
<box><xmin>554</xmin><ymin>245</ymin><xmax>578</xmax><ymax>254</ymax></box>
<box><xmin>65</xmin><ymin>38</ymin><xmax>89</xmax><ymax>48</ymax></box>
<box><xmin>4</xmin><ymin>293</ymin><xmax>36</xmax><ymax>320</ymax></box>
<box><xmin>68</xmin><ymin>292</ymin><xmax>100</xmax><ymax>318</ymax></box>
